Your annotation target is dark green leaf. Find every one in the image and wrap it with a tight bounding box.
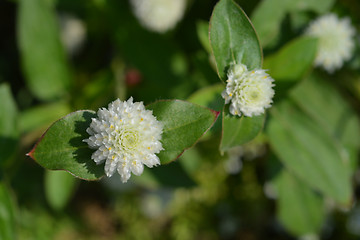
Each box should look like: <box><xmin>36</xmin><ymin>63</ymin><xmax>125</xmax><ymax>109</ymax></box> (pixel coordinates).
<box><xmin>147</xmin><ymin>100</ymin><xmax>219</xmax><ymax>164</ymax></box>
<box><xmin>210</xmin><ymin>0</ymin><xmax>262</xmax><ymax>81</ymax></box>
<box><xmin>17</xmin><ymin>0</ymin><xmax>71</xmax><ymax>100</ymax></box>
<box><xmin>220</xmin><ymin>109</ymin><xmax>265</xmax><ymax>152</ymax></box>
<box><xmin>28</xmin><ymin>111</ymin><xmax>104</xmax><ymax>180</ymax></box>
<box><xmin>267</xmin><ymin>100</ymin><xmax>352</xmax><ymax>204</ymax></box>
<box><xmin>0</xmin><ymin>84</ymin><xmax>18</xmax><ymax>166</ymax></box>
<box><xmin>264</xmin><ymin>37</ymin><xmax>317</xmax><ymax>82</ymax></box>
<box><xmin>44</xmin><ymin>170</ymin><xmax>77</xmax><ymax>211</ymax></box>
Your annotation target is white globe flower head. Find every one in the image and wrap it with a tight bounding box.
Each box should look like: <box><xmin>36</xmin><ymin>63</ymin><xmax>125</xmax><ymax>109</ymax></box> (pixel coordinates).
<box><xmin>305</xmin><ymin>14</ymin><xmax>356</xmax><ymax>73</ymax></box>
<box><xmin>84</xmin><ymin>97</ymin><xmax>163</xmax><ymax>183</ymax></box>
<box><xmin>130</xmin><ymin>0</ymin><xmax>186</xmax><ymax>33</ymax></box>
<box><xmin>222</xmin><ymin>63</ymin><xmax>275</xmax><ymax>117</ymax></box>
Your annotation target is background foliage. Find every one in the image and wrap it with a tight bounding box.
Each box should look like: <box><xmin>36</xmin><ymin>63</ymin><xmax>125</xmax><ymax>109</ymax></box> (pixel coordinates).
<box><xmin>1</xmin><ymin>0</ymin><xmax>360</xmax><ymax>239</ymax></box>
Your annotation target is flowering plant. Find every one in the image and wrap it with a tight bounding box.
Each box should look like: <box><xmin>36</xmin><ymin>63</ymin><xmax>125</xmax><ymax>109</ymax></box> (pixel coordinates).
<box><xmin>1</xmin><ymin>0</ymin><xmax>360</xmax><ymax>239</ymax></box>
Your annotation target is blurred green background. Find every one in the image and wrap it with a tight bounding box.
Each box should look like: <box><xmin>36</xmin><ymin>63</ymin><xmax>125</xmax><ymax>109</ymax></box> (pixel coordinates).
<box><xmin>1</xmin><ymin>0</ymin><xmax>360</xmax><ymax>239</ymax></box>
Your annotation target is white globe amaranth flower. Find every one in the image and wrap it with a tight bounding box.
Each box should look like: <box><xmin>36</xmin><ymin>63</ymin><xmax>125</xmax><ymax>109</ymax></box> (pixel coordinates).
<box><xmin>221</xmin><ymin>63</ymin><xmax>275</xmax><ymax>117</ymax></box>
<box><xmin>84</xmin><ymin>97</ymin><xmax>163</xmax><ymax>183</ymax></box>
<box><xmin>130</xmin><ymin>0</ymin><xmax>186</xmax><ymax>33</ymax></box>
<box><xmin>305</xmin><ymin>14</ymin><xmax>356</xmax><ymax>73</ymax></box>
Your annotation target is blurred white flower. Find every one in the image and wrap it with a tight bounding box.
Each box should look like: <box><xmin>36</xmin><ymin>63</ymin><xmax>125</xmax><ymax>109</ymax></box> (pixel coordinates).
<box><xmin>222</xmin><ymin>63</ymin><xmax>275</xmax><ymax>117</ymax></box>
<box><xmin>84</xmin><ymin>97</ymin><xmax>163</xmax><ymax>183</ymax></box>
<box><xmin>305</xmin><ymin>14</ymin><xmax>356</xmax><ymax>73</ymax></box>
<box><xmin>130</xmin><ymin>0</ymin><xmax>186</xmax><ymax>33</ymax></box>
<box><xmin>224</xmin><ymin>146</ymin><xmax>243</xmax><ymax>175</ymax></box>
<box><xmin>59</xmin><ymin>14</ymin><xmax>86</xmax><ymax>56</ymax></box>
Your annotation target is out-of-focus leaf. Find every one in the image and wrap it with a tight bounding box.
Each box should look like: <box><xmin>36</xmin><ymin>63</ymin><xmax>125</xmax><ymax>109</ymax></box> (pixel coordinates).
<box><xmin>264</xmin><ymin>37</ymin><xmax>317</xmax><ymax>82</ymax></box>
<box><xmin>251</xmin><ymin>0</ymin><xmax>335</xmax><ymax>48</ymax></box>
<box><xmin>251</xmin><ymin>0</ymin><xmax>288</xmax><ymax>48</ymax></box>
<box><xmin>0</xmin><ymin>84</ymin><xmax>18</xmax><ymax>166</ymax></box>
<box><xmin>290</xmin><ymin>74</ymin><xmax>360</xmax><ymax>148</ymax></box>
<box><xmin>288</xmin><ymin>0</ymin><xmax>335</xmax><ymax>13</ymax></box>
<box><xmin>147</xmin><ymin>100</ymin><xmax>219</xmax><ymax>164</ymax></box>
<box><xmin>28</xmin><ymin>111</ymin><xmax>104</xmax><ymax>180</ymax></box>
<box><xmin>274</xmin><ymin>167</ymin><xmax>325</xmax><ymax>236</ymax></box>
<box><xmin>196</xmin><ymin>20</ymin><xmax>212</xmax><ymax>53</ymax></box>
<box><xmin>19</xmin><ymin>102</ymin><xmax>70</xmax><ymax>133</ymax></box>
<box><xmin>290</xmin><ymin>74</ymin><xmax>360</xmax><ymax>171</ymax></box>
<box><xmin>17</xmin><ymin>0</ymin><xmax>71</xmax><ymax>100</ymax></box>
<box><xmin>0</xmin><ymin>183</ymin><xmax>17</xmax><ymax>240</ymax></box>
<box><xmin>44</xmin><ymin>170</ymin><xmax>77</xmax><ymax>211</ymax></box>
<box><xmin>220</xmin><ymin>110</ymin><xmax>265</xmax><ymax>152</ymax></box>
<box><xmin>267</xmin><ymin>100</ymin><xmax>352</xmax><ymax>205</ymax></box>
<box><xmin>209</xmin><ymin>0</ymin><xmax>262</xmax><ymax>81</ymax></box>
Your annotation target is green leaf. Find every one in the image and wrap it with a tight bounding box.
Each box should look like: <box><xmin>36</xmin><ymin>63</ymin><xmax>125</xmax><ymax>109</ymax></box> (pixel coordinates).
<box><xmin>251</xmin><ymin>0</ymin><xmax>288</xmax><ymax>48</ymax></box>
<box><xmin>290</xmin><ymin>74</ymin><xmax>360</xmax><ymax>149</ymax></box>
<box><xmin>209</xmin><ymin>0</ymin><xmax>262</xmax><ymax>81</ymax></box>
<box><xmin>0</xmin><ymin>84</ymin><xmax>18</xmax><ymax>166</ymax></box>
<box><xmin>220</xmin><ymin>109</ymin><xmax>265</xmax><ymax>152</ymax></box>
<box><xmin>28</xmin><ymin>111</ymin><xmax>104</xmax><ymax>180</ymax></box>
<box><xmin>290</xmin><ymin>74</ymin><xmax>360</xmax><ymax>172</ymax></box>
<box><xmin>288</xmin><ymin>0</ymin><xmax>335</xmax><ymax>13</ymax></box>
<box><xmin>251</xmin><ymin>0</ymin><xmax>334</xmax><ymax>48</ymax></box>
<box><xmin>274</xmin><ymin>167</ymin><xmax>325</xmax><ymax>236</ymax></box>
<box><xmin>263</xmin><ymin>37</ymin><xmax>317</xmax><ymax>82</ymax></box>
<box><xmin>196</xmin><ymin>20</ymin><xmax>212</xmax><ymax>54</ymax></box>
<box><xmin>0</xmin><ymin>183</ymin><xmax>17</xmax><ymax>240</ymax></box>
<box><xmin>267</xmin><ymin>100</ymin><xmax>352</xmax><ymax>205</ymax></box>
<box><xmin>187</xmin><ymin>84</ymin><xmax>224</xmax><ymax>140</ymax></box>
<box><xmin>19</xmin><ymin>101</ymin><xmax>71</xmax><ymax>133</ymax></box>
<box><xmin>44</xmin><ymin>170</ymin><xmax>77</xmax><ymax>211</ymax></box>
<box><xmin>17</xmin><ymin>0</ymin><xmax>71</xmax><ymax>100</ymax></box>
<box><xmin>147</xmin><ymin>100</ymin><xmax>219</xmax><ymax>164</ymax></box>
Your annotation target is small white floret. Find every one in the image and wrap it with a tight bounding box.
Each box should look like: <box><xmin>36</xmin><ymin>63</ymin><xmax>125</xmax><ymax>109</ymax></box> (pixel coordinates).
<box><xmin>130</xmin><ymin>0</ymin><xmax>186</xmax><ymax>33</ymax></box>
<box><xmin>84</xmin><ymin>97</ymin><xmax>163</xmax><ymax>183</ymax></box>
<box><xmin>221</xmin><ymin>63</ymin><xmax>275</xmax><ymax>117</ymax></box>
<box><xmin>305</xmin><ymin>14</ymin><xmax>356</xmax><ymax>73</ymax></box>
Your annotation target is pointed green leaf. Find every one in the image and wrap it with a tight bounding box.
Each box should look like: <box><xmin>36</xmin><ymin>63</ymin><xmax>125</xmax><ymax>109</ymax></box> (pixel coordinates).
<box><xmin>264</xmin><ymin>37</ymin><xmax>317</xmax><ymax>82</ymax></box>
<box><xmin>147</xmin><ymin>100</ymin><xmax>219</xmax><ymax>164</ymax></box>
<box><xmin>0</xmin><ymin>84</ymin><xmax>18</xmax><ymax>166</ymax></box>
<box><xmin>28</xmin><ymin>110</ymin><xmax>104</xmax><ymax>180</ymax></box>
<box><xmin>220</xmin><ymin>109</ymin><xmax>265</xmax><ymax>152</ymax></box>
<box><xmin>44</xmin><ymin>170</ymin><xmax>77</xmax><ymax>211</ymax></box>
<box><xmin>17</xmin><ymin>0</ymin><xmax>71</xmax><ymax>100</ymax></box>
<box><xmin>267</xmin><ymin>100</ymin><xmax>352</xmax><ymax>204</ymax></box>
<box><xmin>210</xmin><ymin>0</ymin><xmax>262</xmax><ymax>81</ymax></box>
<box><xmin>274</xmin><ymin>167</ymin><xmax>325</xmax><ymax>236</ymax></box>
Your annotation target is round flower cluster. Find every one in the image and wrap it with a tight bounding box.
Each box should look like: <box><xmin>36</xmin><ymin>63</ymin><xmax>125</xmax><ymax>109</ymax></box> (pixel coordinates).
<box><xmin>130</xmin><ymin>0</ymin><xmax>186</xmax><ymax>33</ymax></box>
<box><xmin>221</xmin><ymin>63</ymin><xmax>275</xmax><ymax>117</ymax></box>
<box><xmin>305</xmin><ymin>14</ymin><xmax>356</xmax><ymax>73</ymax></box>
<box><xmin>84</xmin><ymin>97</ymin><xmax>163</xmax><ymax>183</ymax></box>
